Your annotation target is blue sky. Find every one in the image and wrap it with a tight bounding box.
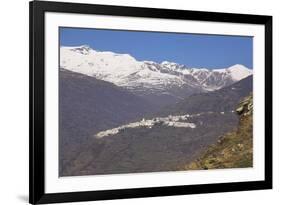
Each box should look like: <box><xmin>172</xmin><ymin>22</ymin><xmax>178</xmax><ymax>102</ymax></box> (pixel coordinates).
<box><xmin>60</xmin><ymin>27</ymin><xmax>253</xmax><ymax>69</ymax></box>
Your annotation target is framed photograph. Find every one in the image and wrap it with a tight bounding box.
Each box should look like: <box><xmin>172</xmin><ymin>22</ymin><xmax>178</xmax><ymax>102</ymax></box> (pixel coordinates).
<box><xmin>29</xmin><ymin>1</ymin><xmax>272</xmax><ymax>204</ymax></box>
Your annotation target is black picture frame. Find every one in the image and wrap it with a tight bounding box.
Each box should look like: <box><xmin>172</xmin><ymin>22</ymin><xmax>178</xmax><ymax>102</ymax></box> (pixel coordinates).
<box><xmin>29</xmin><ymin>1</ymin><xmax>272</xmax><ymax>204</ymax></box>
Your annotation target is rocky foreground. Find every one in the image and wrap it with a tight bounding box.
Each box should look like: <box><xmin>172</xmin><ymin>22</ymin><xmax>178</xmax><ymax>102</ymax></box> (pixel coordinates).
<box><xmin>183</xmin><ymin>94</ymin><xmax>253</xmax><ymax>170</ymax></box>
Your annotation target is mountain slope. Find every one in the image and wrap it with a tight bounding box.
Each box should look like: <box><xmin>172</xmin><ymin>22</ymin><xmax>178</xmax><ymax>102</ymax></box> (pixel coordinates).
<box><xmin>63</xmin><ymin>112</ymin><xmax>237</xmax><ymax>176</ymax></box>
<box><xmin>184</xmin><ymin>94</ymin><xmax>253</xmax><ymax>170</ymax></box>
<box><xmin>59</xmin><ymin>69</ymin><xmax>158</xmax><ymax>175</ymax></box>
<box><xmin>60</xmin><ymin>45</ymin><xmax>252</xmax><ymax>106</ymax></box>
<box><xmin>62</xmin><ymin>77</ymin><xmax>253</xmax><ymax>176</ymax></box>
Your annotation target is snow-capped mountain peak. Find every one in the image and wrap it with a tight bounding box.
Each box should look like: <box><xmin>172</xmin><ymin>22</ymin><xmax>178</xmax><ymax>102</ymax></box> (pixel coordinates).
<box><xmin>226</xmin><ymin>64</ymin><xmax>252</xmax><ymax>81</ymax></box>
<box><xmin>60</xmin><ymin>45</ymin><xmax>252</xmax><ymax>105</ymax></box>
<box><xmin>161</xmin><ymin>61</ymin><xmax>179</xmax><ymax>66</ymax></box>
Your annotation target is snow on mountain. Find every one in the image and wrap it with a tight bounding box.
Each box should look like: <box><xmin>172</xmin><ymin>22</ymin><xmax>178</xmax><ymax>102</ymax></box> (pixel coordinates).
<box><xmin>224</xmin><ymin>64</ymin><xmax>252</xmax><ymax>81</ymax></box>
<box><xmin>61</xmin><ymin>46</ymin><xmax>186</xmax><ymax>89</ymax></box>
<box><xmin>60</xmin><ymin>45</ymin><xmax>252</xmax><ymax>104</ymax></box>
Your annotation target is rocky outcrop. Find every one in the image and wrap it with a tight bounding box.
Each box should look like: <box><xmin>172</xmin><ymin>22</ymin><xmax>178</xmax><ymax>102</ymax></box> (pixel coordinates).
<box><xmin>236</xmin><ymin>94</ymin><xmax>253</xmax><ymax>116</ymax></box>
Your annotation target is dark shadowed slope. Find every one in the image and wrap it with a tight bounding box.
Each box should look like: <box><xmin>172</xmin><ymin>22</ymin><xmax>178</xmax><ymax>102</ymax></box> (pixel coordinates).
<box><xmin>157</xmin><ymin>75</ymin><xmax>253</xmax><ymax>116</ymax></box>
<box><xmin>59</xmin><ymin>69</ymin><xmax>157</xmax><ymax>175</ymax></box>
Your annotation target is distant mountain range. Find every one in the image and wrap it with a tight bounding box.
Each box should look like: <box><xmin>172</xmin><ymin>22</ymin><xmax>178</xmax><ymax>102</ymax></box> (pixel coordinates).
<box><xmin>60</xmin><ymin>45</ymin><xmax>252</xmax><ymax>106</ymax></box>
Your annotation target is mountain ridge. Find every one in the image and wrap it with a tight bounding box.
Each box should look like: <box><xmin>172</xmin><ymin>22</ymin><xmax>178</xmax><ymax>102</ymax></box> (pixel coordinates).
<box><xmin>60</xmin><ymin>45</ymin><xmax>252</xmax><ymax>106</ymax></box>
<box><xmin>156</xmin><ymin>75</ymin><xmax>253</xmax><ymax>116</ymax></box>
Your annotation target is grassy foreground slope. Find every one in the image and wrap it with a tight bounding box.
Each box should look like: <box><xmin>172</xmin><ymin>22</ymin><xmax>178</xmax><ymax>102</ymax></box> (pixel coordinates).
<box><xmin>184</xmin><ymin>94</ymin><xmax>253</xmax><ymax>170</ymax></box>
